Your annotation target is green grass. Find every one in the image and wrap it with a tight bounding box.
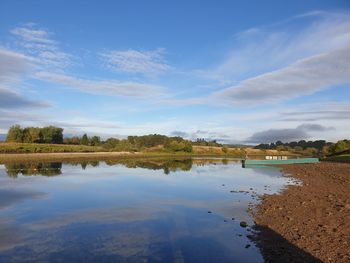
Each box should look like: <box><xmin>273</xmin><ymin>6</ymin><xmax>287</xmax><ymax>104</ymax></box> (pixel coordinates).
<box><xmin>0</xmin><ymin>142</ymin><xmax>104</xmax><ymax>153</ymax></box>
<box><xmin>0</xmin><ymin>142</ymin><xmax>247</xmax><ymax>156</ymax></box>
<box><xmin>0</xmin><ymin>142</ymin><xmax>248</xmax><ymax>164</ymax></box>
<box><xmin>325</xmin><ymin>154</ymin><xmax>350</xmax><ymax>163</ymax></box>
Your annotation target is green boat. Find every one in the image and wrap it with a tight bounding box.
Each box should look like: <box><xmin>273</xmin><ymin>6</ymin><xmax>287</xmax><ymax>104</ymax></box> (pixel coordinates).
<box><xmin>242</xmin><ymin>158</ymin><xmax>319</xmax><ymax>167</ymax></box>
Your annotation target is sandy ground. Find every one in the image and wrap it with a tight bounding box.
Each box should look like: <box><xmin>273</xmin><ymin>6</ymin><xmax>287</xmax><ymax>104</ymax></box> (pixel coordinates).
<box><xmin>253</xmin><ymin>162</ymin><xmax>350</xmax><ymax>263</ymax></box>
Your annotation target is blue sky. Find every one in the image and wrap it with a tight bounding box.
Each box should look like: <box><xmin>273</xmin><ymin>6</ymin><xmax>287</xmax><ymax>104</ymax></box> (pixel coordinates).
<box><xmin>0</xmin><ymin>0</ymin><xmax>349</xmax><ymax>143</ymax></box>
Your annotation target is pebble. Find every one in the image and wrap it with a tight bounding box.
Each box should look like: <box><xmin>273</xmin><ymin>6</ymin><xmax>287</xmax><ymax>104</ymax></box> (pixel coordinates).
<box><xmin>240</xmin><ymin>221</ymin><xmax>248</xmax><ymax>228</ymax></box>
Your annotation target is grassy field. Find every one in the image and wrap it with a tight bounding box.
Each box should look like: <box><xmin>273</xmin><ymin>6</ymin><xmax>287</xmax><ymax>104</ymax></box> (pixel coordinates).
<box><xmin>325</xmin><ymin>154</ymin><xmax>350</xmax><ymax>163</ymax></box>
<box><xmin>0</xmin><ymin>142</ymin><xmax>104</xmax><ymax>153</ymax></box>
<box><xmin>0</xmin><ymin>142</ymin><xmax>299</xmax><ymax>163</ymax></box>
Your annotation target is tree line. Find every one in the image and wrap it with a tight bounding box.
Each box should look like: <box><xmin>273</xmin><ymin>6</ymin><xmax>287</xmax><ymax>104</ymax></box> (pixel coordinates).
<box><xmin>102</xmin><ymin>134</ymin><xmax>192</xmax><ymax>152</ymax></box>
<box><xmin>6</xmin><ymin>125</ymin><xmax>63</xmax><ymax>144</ymax></box>
<box><xmin>5</xmin><ymin>125</ymin><xmax>193</xmax><ymax>153</ymax></box>
<box><xmin>192</xmin><ymin>138</ymin><xmax>222</xmax><ymax>147</ymax></box>
<box><xmin>254</xmin><ymin>139</ymin><xmax>350</xmax><ymax>156</ymax></box>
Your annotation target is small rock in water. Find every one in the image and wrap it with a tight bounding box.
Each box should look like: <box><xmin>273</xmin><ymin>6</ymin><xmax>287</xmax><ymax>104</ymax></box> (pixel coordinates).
<box><xmin>208</xmin><ymin>211</ymin><xmax>212</xmax><ymax>214</ymax></box>
<box><xmin>231</xmin><ymin>217</ymin><xmax>235</xmax><ymax>220</ymax></box>
<box><xmin>245</xmin><ymin>244</ymin><xmax>251</xmax><ymax>249</ymax></box>
<box><xmin>240</xmin><ymin>221</ymin><xmax>248</xmax><ymax>228</ymax></box>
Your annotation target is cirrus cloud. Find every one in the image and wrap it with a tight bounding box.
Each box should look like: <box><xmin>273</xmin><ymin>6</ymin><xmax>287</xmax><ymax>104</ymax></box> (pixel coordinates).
<box><xmin>10</xmin><ymin>23</ymin><xmax>73</xmax><ymax>69</ymax></box>
<box><xmin>214</xmin><ymin>46</ymin><xmax>350</xmax><ymax>105</ymax></box>
<box><xmin>206</xmin><ymin>11</ymin><xmax>350</xmax><ymax>106</ymax></box>
<box><xmin>35</xmin><ymin>71</ymin><xmax>166</xmax><ymax>98</ymax></box>
<box><xmin>100</xmin><ymin>48</ymin><xmax>170</xmax><ymax>75</ymax></box>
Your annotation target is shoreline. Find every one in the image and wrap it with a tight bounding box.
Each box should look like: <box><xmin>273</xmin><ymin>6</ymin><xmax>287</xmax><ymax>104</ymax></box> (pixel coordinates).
<box><xmin>0</xmin><ymin>152</ymin><xmax>244</xmax><ymax>164</ymax></box>
<box><xmin>252</xmin><ymin>162</ymin><xmax>350</xmax><ymax>262</ymax></box>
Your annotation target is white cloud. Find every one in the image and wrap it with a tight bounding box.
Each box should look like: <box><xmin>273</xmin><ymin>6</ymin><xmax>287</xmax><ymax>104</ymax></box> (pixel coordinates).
<box><xmin>35</xmin><ymin>71</ymin><xmax>166</xmax><ymax>98</ymax></box>
<box><xmin>7</xmin><ymin>24</ymin><xmax>169</xmax><ymax>99</ymax></box>
<box><xmin>214</xmin><ymin>46</ymin><xmax>350</xmax><ymax>105</ymax></box>
<box><xmin>11</xmin><ymin>24</ymin><xmax>55</xmax><ymax>44</ymax></box>
<box><xmin>10</xmin><ymin>24</ymin><xmax>73</xmax><ymax>69</ymax></box>
<box><xmin>198</xmin><ymin>11</ymin><xmax>350</xmax><ymax>105</ymax></box>
<box><xmin>280</xmin><ymin>110</ymin><xmax>350</xmax><ymax>122</ymax></box>
<box><xmin>214</xmin><ymin>11</ymin><xmax>350</xmax><ymax>81</ymax></box>
<box><xmin>0</xmin><ymin>48</ymin><xmax>48</xmax><ymax>111</ymax></box>
<box><xmin>100</xmin><ymin>48</ymin><xmax>170</xmax><ymax>75</ymax></box>
<box><xmin>0</xmin><ymin>48</ymin><xmax>32</xmax><ymax>86</ymax></box>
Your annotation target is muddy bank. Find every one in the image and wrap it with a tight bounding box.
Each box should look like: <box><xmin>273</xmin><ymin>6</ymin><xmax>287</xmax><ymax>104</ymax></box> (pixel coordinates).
<box><xmin>253</xmin><ymin>162</ymin><xmax>350</xmax><ymax>263</ymax></box>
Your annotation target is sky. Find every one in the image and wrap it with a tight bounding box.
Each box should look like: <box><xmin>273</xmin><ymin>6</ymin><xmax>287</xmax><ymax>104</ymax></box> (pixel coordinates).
<box><xmin>0</xmin><ymin>0</ymin><xmax>350</xmax><ymax>144</ymax></box>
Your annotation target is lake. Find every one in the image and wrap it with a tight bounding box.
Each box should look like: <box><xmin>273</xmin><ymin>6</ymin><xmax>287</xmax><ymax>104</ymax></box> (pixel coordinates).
<box><xmin>0</xmin><ymin>158</ymin><xmax>293</xmax><ymax>262</ymax></box>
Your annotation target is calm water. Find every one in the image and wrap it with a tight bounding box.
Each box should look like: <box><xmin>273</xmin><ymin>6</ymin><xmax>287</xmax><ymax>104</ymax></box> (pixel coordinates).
<box><xmin>0</xmin><ymin>158</ymin><xmax>292</xmax><ymax>263</ymax></box>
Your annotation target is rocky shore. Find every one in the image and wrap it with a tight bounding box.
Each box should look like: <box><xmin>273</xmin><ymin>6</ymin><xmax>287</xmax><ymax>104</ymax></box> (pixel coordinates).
<box><xmin>253</xmin><ymin>162</ymin><xmax>350</xmax><ymax>263</ymax></box>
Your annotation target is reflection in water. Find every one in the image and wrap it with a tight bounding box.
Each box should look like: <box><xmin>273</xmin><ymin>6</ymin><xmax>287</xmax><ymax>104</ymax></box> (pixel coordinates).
<box><xmin>5</xmin><ymin>158</ymin><xmax>196</xmax><ymax>177</ymax></box>
<box><xmin>5</xmin><ymin>162</ymin><xmax>62</xmax><ymax>177</ymax></box>
<box><xmin>105</xmin><ymin>158</ymin><xmax>193</xmax><ymax>174</ymax></box>
<box><xmin>0</xmin><ymin>158</ymin><xmax>291</xmax><ymax>262</ymax></box>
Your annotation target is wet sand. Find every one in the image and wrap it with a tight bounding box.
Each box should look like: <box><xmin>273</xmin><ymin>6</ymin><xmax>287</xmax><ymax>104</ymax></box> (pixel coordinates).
<box><xmin>253</xmin><ymin>162</ymin><xmax>350</xmax><ymax>262</ymax></box>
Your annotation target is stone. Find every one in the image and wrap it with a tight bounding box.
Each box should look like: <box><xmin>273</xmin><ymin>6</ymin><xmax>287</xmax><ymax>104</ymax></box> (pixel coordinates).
<box><xmin>240</xmin><ymin>221</ymin><xmax>248</xmax><ymax>228</ymax></box>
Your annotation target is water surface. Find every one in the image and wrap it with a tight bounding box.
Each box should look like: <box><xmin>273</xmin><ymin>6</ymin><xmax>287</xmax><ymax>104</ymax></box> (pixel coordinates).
<box><xmin>0</xmin><ymin>158</ymin><xmax>292</xmax><ymax>262</ymax></box>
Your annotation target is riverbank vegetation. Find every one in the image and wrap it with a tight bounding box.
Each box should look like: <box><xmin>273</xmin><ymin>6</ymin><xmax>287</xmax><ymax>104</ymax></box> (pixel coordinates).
<box><xmin>4</xmin><ymin>124</ymin><xmax>348</xmax><ymax>160</ymax></box>
<box><xmin>4</xmin><ymin>125</ymin><xmax>194</xmax><ymax>153</ymax></box>
<box><xmin>325</xmin><ymin>154</ymin><xmax>350</xmax><ymax>163</ymax></box>
<box><xmin>254</xmin><ymin>139</ymin><xmax>350</xmax><ymax>157</ymax></box>
<box><xmin>2</xmin><ymin>125</ymin><xmax>246</xmax><ymax>156</ymax></box>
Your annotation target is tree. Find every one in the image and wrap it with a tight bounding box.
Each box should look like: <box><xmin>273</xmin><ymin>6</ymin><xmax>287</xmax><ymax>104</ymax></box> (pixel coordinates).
<box><xmin>294</xmin><ymin>146</ymin><xmax>303</xmax><ymax>152</ymax></box>
<box><xmin>330</xmin><ymin>139</ymin><xmax>350</xmax><ymax>154</ymax></box>
<box><xmin>41</xmin><ymin>126</ymin><xmax>63</xmax><ymax>144</ymax></box>
<box><xmin>103</xmin><ymin>138</ymin><xmax>120</xmax><ymax>149</ymax></box>
<box><xmin>64</xmin><ymin>136</ymin><xmax>81</xmax><ymax>145</ymax></box>
<box><xmin>275</xmin><ymin>140</ymin><xmax>283</xmax><ymax>147</ymax></box>
<box><xmin>81</xmin><ymin>134</ymin><xmax>89</xmax><ymax>145</ymax></box>
<box><xmin>90</xmin><ymin>136</ymin><xmax>101</xmax><ymax>146</ymax></box>
<box><xmin>6</xmin><ymin>125</ymin><xmax>24</xmax><ymax>142</ymax></box>
<box><xmin>165</xmin><ymin>140</ymin><xmax>192</xmax><ymax>152</ymax></box>
<box><xmin>22</xmin><ymin>127</ymin><xmax>42</xmax><ymax>143</ymax></box>
<box><xmin>276</xmin><ymin>145</ymin><xmax>286</xmax><ymax>151</ymax></box>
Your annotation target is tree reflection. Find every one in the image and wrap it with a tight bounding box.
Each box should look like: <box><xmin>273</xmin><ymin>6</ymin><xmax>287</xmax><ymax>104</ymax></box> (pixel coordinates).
<box><xmin>5</xmin><ymin>163</ymin><xmax>62</xmax><ymax>178</ymax></box>
<box><xmin>4</xmin><ymin>158</ymin><xmax>233</xmax><ymax>177</ymax></box>
<box><xmin>105</xmin><ymin>158</ymin><xmax>193</xmax><ymax>174</ymax></box>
